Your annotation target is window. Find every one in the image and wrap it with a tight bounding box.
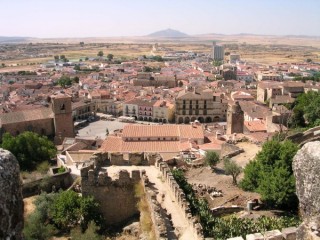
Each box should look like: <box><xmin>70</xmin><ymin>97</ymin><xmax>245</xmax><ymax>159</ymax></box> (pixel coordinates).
<box><xmin>60</xmin><ymin>104</ymin><xmax>65</xmax><ymax>110</ymax></box>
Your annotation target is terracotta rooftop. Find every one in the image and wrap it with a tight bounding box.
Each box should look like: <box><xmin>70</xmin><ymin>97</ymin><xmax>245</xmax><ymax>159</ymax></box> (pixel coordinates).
<box><xmin>121</xmin><ymin>124</ymin><xmax>204</xmax><ymax>139</ymax></box>
<box><xmin>0</xmin><ymin>107</ymin><xmax>53</xmax><ymax>125</ymax></box>
<box><xmin>244</xmin><ymin>120</ymin><xmax>267</xmax><ymax>132</ymax></box>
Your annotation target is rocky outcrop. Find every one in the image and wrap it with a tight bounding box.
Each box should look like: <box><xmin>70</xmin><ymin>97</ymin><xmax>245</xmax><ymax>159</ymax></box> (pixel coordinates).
<box><xmin>293</xmin><ymin>141</ymin><xmax>320</xmax><ymax>239</ymax></box>
<box><xmin>0</xmin><ymin>149</ymin><xmax>24</xmax><ymax>240</ymax></box>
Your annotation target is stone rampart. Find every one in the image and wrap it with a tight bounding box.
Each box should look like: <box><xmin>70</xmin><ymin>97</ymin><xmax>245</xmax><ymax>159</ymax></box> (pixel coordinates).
<box><xmin>81</xmin><ymin>162</ymin><xmax>141</xmax><ymax>226</ymax></box>
<box><xmin>155</xmin><ymin>159</ymin><xmax>204</xmax><ymax>240</ymax></box>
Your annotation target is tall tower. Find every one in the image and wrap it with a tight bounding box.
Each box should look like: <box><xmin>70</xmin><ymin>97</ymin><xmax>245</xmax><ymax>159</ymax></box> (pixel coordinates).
<box><xmin>51</xmin><ymin>95</ymin><xmax>74</xmax><ymax>144</ymax></box>
<box><xmin>227</xmin><ymin>101</ymin><xmax>244</xmax><ymax>134</ymax></box>
<box><xmin>212</xmin><ymin>41</ymin><xmax>224</xmax><ymax>61</ymax></box>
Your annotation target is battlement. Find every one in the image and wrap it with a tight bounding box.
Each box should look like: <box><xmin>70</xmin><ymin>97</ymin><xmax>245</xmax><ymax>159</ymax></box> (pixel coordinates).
<box><xmin>81</xmin><ymin>163</ymin><xmax>141</xmax><ymax>187</ymax></box>
<box><xmin>155</xmin><ymin>159</ymin><xmax>204</xmax><ymax>240</ymax></box>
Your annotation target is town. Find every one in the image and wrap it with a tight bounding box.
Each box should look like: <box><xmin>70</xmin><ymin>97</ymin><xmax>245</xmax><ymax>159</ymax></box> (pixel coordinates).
<box><xmin>0</xmin><ymin>1</ymin><xmax>320</xmax><ymax>239</ymax></box>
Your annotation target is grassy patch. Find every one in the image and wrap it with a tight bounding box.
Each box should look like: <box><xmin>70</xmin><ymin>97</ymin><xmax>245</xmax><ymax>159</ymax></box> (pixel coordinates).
<box><xmin>134</xmin><ymin>183</ymin><xmax>156</xmax><ymax>240</ymax></box>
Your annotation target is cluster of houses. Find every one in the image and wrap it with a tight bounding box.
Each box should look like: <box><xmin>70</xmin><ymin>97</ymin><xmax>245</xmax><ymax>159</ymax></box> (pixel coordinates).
<box><xmin>0</xmin><ymin>47</ymin><xmax>319</xmax><ymax>150</ymax></box>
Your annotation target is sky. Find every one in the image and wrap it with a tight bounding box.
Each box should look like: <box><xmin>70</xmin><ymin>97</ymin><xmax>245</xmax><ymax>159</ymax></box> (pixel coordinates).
<box><xmin>1</xmin><ymin>0</ymin><xmax>320</xmax><ymax>38</ymax></box>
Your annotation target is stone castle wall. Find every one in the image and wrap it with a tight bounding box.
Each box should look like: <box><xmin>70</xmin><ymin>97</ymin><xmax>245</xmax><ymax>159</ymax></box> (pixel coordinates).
<box><xmin>155</xmin><ymin>160</ymin><xmax>204</xmax><ymax>240</ymax></box>
<box><xmin>81</xmin><ymin>163</ymin><xmax>141</xmax><ymax>226</ymax></box>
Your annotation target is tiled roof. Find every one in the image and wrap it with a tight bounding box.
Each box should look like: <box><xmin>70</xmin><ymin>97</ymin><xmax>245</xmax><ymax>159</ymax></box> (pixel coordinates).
<box><xmin>176</xmin><ymin>88</ymin><xmax>213</xmax><ymax>100</ymax></box>
<box><xmin>122</xmin><ymin>125</ymin><xmax>180</xmax><ymax>138</ymax></box>
<box><xmin>179</xmin><ymin>125</ymin><xmax>204</xmax><ymax>139</ymax></box>
<box><xmin>244</xmin><ymin>120</ymin><xmax>267</xmax><ymax>132</ymax></box>
<box><xmin>121</xmin><ymin>124</ymin><xmax>204</xmax><ymax>140</ymax></box>
<box><xmin>99</xmin><ymin>137</ymin><xmax>180</xmax><ymax>153</ymax></box>
<box><xmin>0</xmin><ymin>107</ymin><xmax>53</xmax><ymax>125</ymax></box>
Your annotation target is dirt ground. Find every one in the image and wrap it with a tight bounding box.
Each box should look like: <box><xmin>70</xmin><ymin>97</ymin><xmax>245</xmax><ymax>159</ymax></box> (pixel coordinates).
<box><xmin>185</xmin><ymin>142</ymin><xmax>262</xmax><ymax>209</ymax></box>
<box><xmin>23</xmin><ymin>196</ymin><xmax>37</xmax><ymax>219</ymax></box>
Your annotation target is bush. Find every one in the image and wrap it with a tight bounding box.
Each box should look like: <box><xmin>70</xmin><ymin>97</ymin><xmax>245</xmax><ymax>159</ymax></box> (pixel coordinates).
<box><xmin>204</xmin><ymin>151</ymin><xmax>220</xmax><ymax>168</ymax></box>
<box><xmin>36</xmin><ymin>161</ymin><xmax>50</xmax><ymax>174</ymax></box>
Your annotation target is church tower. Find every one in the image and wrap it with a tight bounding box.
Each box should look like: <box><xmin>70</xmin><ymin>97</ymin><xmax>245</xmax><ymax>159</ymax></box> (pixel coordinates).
<box><xmin>227</xmin><ymin>101</ymin><xmax>244</xmax><ymax>135</ymax></box>
<box><xmin>51</xmin><ymin>95</ymin><xmax>74</xmax><ymax>144</ymax></box>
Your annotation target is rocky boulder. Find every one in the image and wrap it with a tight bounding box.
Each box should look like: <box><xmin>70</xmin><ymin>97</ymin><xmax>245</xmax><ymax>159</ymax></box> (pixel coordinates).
<box><xmin>293</xmin><ymin>141</ymin><xmax>320</xmax><ymax>239</ymax></box>
<box><xmin>0</xmin><ymin>149</ymin><xmax>24</xmax><ymax>240</ymax></box>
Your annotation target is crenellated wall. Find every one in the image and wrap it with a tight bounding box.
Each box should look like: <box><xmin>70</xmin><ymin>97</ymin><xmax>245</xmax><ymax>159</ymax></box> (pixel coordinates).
<box><xmin>155</xmin><ymin>159</ymin><xmax>204</xmax><ymax>240</ymax></box>
<box><xmin>81</xmin><ymin>163</ymin><xmax>141</xmax><ymax>226</ymax></box>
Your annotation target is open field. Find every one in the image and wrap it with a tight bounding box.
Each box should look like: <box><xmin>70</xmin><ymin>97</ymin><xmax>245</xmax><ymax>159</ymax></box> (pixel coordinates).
<box><xmin>0</xmin><ymin>34</ymin><xmax>319</xmax><ymax>70</ymax></box>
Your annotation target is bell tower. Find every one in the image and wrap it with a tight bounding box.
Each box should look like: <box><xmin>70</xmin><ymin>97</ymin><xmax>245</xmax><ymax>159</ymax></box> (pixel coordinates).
<box><xmin>51</xmin><ymin>95</ymin><xmax>74</xmax><ymax>144</ymax></box>
<box><xmin>227</xmin><ymin>101</ymin><xmax>244</xmax><ymax>135</ymax></box>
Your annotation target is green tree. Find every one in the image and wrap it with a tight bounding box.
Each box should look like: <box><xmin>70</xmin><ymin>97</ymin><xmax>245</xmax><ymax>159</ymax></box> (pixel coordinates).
<box><xmin>54</xmin><ymin>55</ymin><xmax>59</xmax><ymax>62</ymax></box>
<box><xmin>107</xmin><ymin>53</ymin><xmax>114</xmax><ymax>61</ymax></box>
<box><xmin>289</xmin><ymin>91</ymin><xmax>320</xmax><ymax>128</ymax></box>
<box><xmin>51</xmin><ymin>191</ymin><xmax>103</xmax><ymax>231</ymax></box>
<box><xmin>60</xmin><ymin>55</ymin><xmax>66</xmax><ymax>60</ymax></box>
<box><xmin>223</xmin><ymin>158</ymin><xmax>242</xmax><ymax>185</ymax></box>
<box><xmin>152</xmin><ymin>55</ymin><xmax>163</xmax><ymax>62</ymax></box>
<box><xmin>97</xmin><ymin>51</ymin><xmax>104</xmax><ymax>57</ymax></box>
<box><xmin>240</xmin><ymin>140</ymin><xmax>299</xmax><ymax>210</ymax></box>
<box><xmin>1</xmin><ymin>131</ymin><xmax>57</xmax><ymax>171</ymax></box>
<box><xmin>58</xmin><ymin>75</ymin><xmax>73</xmax><ymax>88</ymax></box>
<box><xmin>74</xmin><ymin>65</ymin><xmax>81</xmax><ymax>71</ymax></box>
<box><xmin>204</xmin><ymin>151</ymin><xmax>220</xmax><ymax>168</ymax></box>
<box><xmin>73</xmin><ymin>76</ymin><xmax>80</xmax><ymax>83</ymax></box>
<box><xmin>143</xmin><ymin>66</ymin><xmax>153</xmax><ymax>72</ymax></box>
<box><xmin>258</xmin><ymin>167</ymin><xmax>298</xmax><ymax>209</ymax></box>
<box><xmin>239</xmin><ymin>160</ymin><xmax>260</xmax><ymax>191</ymax></box>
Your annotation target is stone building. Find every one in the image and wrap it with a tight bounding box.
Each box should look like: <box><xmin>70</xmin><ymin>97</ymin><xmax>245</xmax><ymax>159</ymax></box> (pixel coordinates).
<box><xmin>0</xmin><ymin>94</ymin><xmax>74</xmax><ymax>144</ymax></box>
<box><xmin>175</xmin><ymin>87</ymin><xmax>227</xmax><ymax>124</ymax></box>
<box><xmin>123</xmin><ymin>99</ymin><xmax>174</xmax><ymax>123</ymax></box>
<box><xmin>133</xmin><ymin>72</ymin><xmax>177</xmax><ymax>88</ymax></box>
<box><xmin>227</xmin><ymin>101</ymin><xmax>244</xmax><ymax>134</ymax></box>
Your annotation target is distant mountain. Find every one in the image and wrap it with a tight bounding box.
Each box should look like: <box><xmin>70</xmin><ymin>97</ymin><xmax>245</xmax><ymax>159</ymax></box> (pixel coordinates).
<box><xmin>147</xmin><ymin>29</ymin><xmax>189</xmax><ymax>38</ymax></box>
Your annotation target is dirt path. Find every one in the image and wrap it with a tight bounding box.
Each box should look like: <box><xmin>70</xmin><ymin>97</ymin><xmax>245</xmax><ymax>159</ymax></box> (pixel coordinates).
<box><xmin>107</xmin><ymin>166</ymin><xmax>196</xmax><ymax>240</ymax></box>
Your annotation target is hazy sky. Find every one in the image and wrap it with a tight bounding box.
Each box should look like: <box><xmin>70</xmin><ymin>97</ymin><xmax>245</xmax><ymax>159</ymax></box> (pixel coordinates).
<box><xmin>1</xmin><ymin>0</ymin><xmax>320</xmax><ymax>38</ymax></box>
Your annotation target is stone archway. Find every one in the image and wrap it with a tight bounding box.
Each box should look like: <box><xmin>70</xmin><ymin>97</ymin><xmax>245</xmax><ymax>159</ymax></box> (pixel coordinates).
<box><xmin>213</xmin><ymin>116</ymin><xmax>220</xmax><ymax>122</ymax></box>
<box><xmin>148</xmin><ymin>117</ymin><xmax>153</xmax><ymax>122</ymax></box>
<box><xmin>184</xmin><ymin>117</ymin><xmax>190</xmax><ymax>124</ymax></box>
<box><xmin>198</xmin><ymin>117</ymin><xmax>204</xmax><ymax>123</ymax></box>
<box><xmin>154</xmin><ymin>118</ymin><xmax>159</xmax><ymax>123</ymax></box>
<box><xmin>138</xmin><ymin>116</ymin><xmax>143</xmax><ymax>121</ymax></box>
<box><xmin>163</xmin><ymin>119</ymin><xmax>167</xmax><ymax>123</ymax></box>
<box><xmin>191</xmin><ymin>117</ymin><xmax>196</xmax><ymax>122</ymax></box>
<box><xmin>205</xmin><ymin>117</ymin><xmax>212</xmax><ymax>123</ymax></box>
<box><xmin>178</xmin><ymin>117</ymin><xmax>184</xmax><ymax>124</ymax></box>
<box><xmin>143</xmin><ymin>117</ymin><xmax>148</xmax><ymax>121</ymax></box>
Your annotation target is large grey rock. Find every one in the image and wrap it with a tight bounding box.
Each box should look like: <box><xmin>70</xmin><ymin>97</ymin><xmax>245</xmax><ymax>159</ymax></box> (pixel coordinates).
<box><xmin>0</xmin><ymin>149</ymin><xmax>24</xmax><ymax>240</ymax></box>
<box><xmin>293</xmin><ymin>141</ymin><xmax>320</xmax><ymax>239</ymax></box>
